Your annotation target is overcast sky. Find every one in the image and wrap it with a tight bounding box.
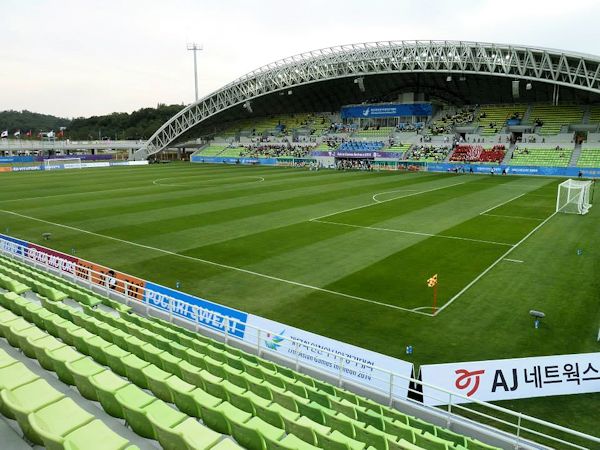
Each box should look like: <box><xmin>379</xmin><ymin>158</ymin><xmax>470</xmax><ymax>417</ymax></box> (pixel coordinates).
<box><xmin>1</xmin><ymin>0</ymin><xmax>599</xmax><ymax>118</ymax></box>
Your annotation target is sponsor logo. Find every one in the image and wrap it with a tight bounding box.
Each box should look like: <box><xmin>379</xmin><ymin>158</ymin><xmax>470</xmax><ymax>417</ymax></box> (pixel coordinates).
<box><xmin>362</xmin><ymin>108</ymin><xmax>370</xmax><ymax>117</ymax></box>
<box><xmin>455</xmin><ymin>368</ymin><xmax>486</xmax><ymax>397</ymax></box>
<box><xmin>264</xmin><ymin>330</ymin><xmax>285</xmax><ymax>350</ymax></box>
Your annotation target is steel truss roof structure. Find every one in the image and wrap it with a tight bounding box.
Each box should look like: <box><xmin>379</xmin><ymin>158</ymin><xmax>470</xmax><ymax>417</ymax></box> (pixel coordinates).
<box><xmin>132</xmin><ymin>40</ymin><xmax>600</xmax><ymax>159</ymax></box>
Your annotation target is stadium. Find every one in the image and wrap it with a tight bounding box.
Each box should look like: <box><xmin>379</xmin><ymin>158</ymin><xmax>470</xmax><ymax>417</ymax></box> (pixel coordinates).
<box><xmin>0</xmin><ymin>20</ymin><xmax>599</xmax><ymax>450</ymax></box>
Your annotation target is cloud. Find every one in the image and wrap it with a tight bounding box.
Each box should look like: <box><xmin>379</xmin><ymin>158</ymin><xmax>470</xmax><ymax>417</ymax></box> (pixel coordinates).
<box><xmin>1</xmin><ymin>0</ymin><xmax>598</xmax><ymax>117</ymax></box>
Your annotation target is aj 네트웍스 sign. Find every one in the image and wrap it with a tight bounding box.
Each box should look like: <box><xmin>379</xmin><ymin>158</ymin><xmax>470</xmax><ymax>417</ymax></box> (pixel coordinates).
<box><xmin>420</xmin><ymin>352</ymin><xmax>600</xmax><ymax>405</ymax></box>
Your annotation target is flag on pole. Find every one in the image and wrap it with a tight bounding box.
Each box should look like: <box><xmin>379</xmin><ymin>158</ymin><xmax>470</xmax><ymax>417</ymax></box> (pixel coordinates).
<box><xmin>26</xmin><ymin>130</ymin><xmax>32</xmax><ymax>137</ymax></box>
<box><xmin>0</xmin><ymin>130</ymin><xmax>8</xmax><ymax>138</ymax></box>
<box><xmin>47</xmin><ymin>130</ymin><xmax>55</xmax><ymax>138</ymax></box>
<box><xmin>14</xmin><ymin>130</ymin><xmax>20</xmax><ymax>137</ymax></box>
<box><xmin>427</xmin><ymin>274</ymin><xmax>438</xmax><ymax>288</ymax></box>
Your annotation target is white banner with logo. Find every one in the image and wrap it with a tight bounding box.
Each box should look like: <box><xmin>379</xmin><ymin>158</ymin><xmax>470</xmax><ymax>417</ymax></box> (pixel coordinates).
<box><xmin>420</xmin><ymin>352</ymin><xmax>600</xmax><ymax>405</ymax></box>
<box><xmin>247</xmin><ymin>315</ymin><xmax>413</xmax><ymax>399</ymax></box>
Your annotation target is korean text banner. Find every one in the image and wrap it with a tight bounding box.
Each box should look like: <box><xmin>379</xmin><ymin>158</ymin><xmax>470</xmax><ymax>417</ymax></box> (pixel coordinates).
<box><xmin>247</xmin><ymin>315</ymin><xmax>414</xmax><ymax>399</ymax></box>
<box><xmin>144</xmin><ymin>282</ymin><xmax>248</xmax><ymax>338</ymax></box>
<box><xmin>341</xmin><ymin>103</ymin><xmax>433</xmax><ymax>119</ymax></box>
<box><xmin>420</xmin><ymin>352</ymin><xmax>600</xmax><ymax>405</ymax></box>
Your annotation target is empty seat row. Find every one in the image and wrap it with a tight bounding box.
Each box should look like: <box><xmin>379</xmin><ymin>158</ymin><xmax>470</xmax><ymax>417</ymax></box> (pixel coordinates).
<box><xmin>0</xmin><ymin>345</ymin><xmax>138</xmax><ymax>450</ymax></box>
<box><xmin>0</xmin><ymin>254</ymin><xmax>500</xmax><ymax>450</ymax></box>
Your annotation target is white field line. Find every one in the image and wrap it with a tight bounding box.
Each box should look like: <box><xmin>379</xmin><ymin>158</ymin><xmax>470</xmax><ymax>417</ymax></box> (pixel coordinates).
<box><xmin>434</xmin><ymin>211</ymin><xmax>557</xmax><ymax>315</ymax></box>
<box><xmin>479</xmin><ymin>193</ymin><xmax>526</xmax><ymax>215</ymax></box>
<box><xmin>310</xmin><ymin>181</ymin><xmax>468</xmax><ymax>221</ymax></box>
<box><xmin>152</xmin><ymin>175</ymin><xmax>265</xmax><ymax>187</ymax></box>
<box><xmin>504</xmin><ymin>258</ymin><xmax>524</xmax><ymax>263</ymax></box>
<box><xmin>372</xmin><ymin>189</ymin><xmax>419</xmax><ymax>203</ymax></box>
<box><xmin>0</xmin><ymin>209</ymin><xmax>432</xmax><ymax>316</ymax></box>
<box><xmin>313</xmin><ymin>219</ymin><xmax>514</xmax><ymax>247</ymax></box>
<box><xmin>481</xmin><ymin>213</ymin><xmax>545</xmax><ymax>221</ymax></box>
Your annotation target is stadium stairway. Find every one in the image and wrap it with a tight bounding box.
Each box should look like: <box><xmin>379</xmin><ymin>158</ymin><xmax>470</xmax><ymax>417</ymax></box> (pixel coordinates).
<box><xmin>569</xmin><ymin>143</ymin><xmax>582</xmax><ymax>166</ymax></box>
<box><xmin>0</xmin><ymin>253</ymin><xmax>505</xmax><ymax>450</ymax></box>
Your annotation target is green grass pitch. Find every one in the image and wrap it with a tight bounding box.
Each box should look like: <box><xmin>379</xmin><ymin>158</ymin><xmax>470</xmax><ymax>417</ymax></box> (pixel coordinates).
<box><xmin>0</xmin><ymin>163</ymin><xmax>598</xmax><ymax>437</ymax></box>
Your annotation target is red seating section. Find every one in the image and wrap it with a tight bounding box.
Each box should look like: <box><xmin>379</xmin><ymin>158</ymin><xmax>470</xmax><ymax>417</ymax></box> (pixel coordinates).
<box><xmin>450</xmin><ymin>144</ymin><xmax>505</xmax><ymax>163</ymax></box>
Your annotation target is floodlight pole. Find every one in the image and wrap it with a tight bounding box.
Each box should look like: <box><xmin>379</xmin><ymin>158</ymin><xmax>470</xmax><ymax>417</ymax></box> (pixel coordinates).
<box><xmin>186</xmin><ymin>43</ymin><xmax>203</xmax><ymax>102</ymax></box>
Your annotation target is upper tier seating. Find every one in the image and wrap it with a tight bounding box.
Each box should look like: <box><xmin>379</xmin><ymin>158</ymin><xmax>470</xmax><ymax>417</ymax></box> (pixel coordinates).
<box><xmin>0</xmin><ymin>253</ymin><xmax>502</xmax><ymax>450</ymax></box>
<box><xmin>353</xmin><ymin>127</ymin><xmax>395</xmax><ymax>138</ymax></box>
<box><xmin>576</xmin><ymin>148</ymin><xmax>600</xmax><ymax>167</ymax></box>
<box><xmin>588</xmin><ymin>106</ymin><xmax>600</xmax><ymax>125</ymax></box>
<box><xmin>509</xmin><ymin>147</ymin><xmax>573</xmax><ymax>167</ymax></box>
<box><xmin>337</xmin><ymin>141</ymin><xmax>385</xmax><ymax>153</ymax></box>
<box><xmin>476</xmin><ymin>105</ymin><xmax>527</xmax><ymax>136</ymax></box>
<box><xmin>528</xmin><ymin>105</ymin><xmax>584</xmax><ymax>135</ymax></box>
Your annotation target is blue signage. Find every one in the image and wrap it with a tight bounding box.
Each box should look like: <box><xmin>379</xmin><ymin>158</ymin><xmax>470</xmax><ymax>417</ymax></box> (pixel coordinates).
<box><xmin>144</xmin><ymin>282</ymin><xmax>248</xmax><ymax>338</ymax></box>
<box><xmin>341</xmin><ymin>103</ymin><xmax>433</xmax><ymax>119</ymax></box>
<box><xmin>0</xmin><ymin>156</ymin><xmax>35</xmax><ymax>163</ymax></box>
<box><xmin>426</xmin><ymin>163</ymin><xmax>600</xmax><ymax>178</ymax></box>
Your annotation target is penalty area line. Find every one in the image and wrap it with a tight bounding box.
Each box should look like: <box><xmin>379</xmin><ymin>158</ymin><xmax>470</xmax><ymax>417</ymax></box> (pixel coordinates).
<box><xmin>311</xmin><ymin>181</ymin><xmax>468</xmax><ymax>221</ymax></box>
<box><xmin>313</xmin><ymin>219</ymin><xmax>514</xmax><ymax>247</ymax></box>
<box><xmin>434</xmin><ymin>211</ymin><xmax>557</xmax><ymax>316</ymax></box>
<box><xmin>504</xmin><ymin>258</ymin><xmax>524</xmax><ymax>263</ymax></box>
<box><xmin>0</xmin><ymin>209</ymin><xmax>430</xmax><ymax>316</ymax></box>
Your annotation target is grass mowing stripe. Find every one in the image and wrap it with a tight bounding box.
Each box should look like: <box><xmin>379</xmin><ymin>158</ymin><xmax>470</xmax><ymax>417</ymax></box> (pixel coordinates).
<box><xmin>311</xmin><ymin>219</ymin><xmax>515</xmax><ymax>246</ymax></box>
<box><xmin>310</xmin><ymin>180</ymin><xmax>468</xmax><ymax>221</ymax></box>
<box><xmin>479</xmin><ymin>192</ymin><xmax>527</xmax><ymax>215</ymax></box>
<box><xmin>434</xmin><ymin>211</ymin><xmax>558</xmax><ymax>315</ymax></box>
<box><xmin>0</xmin><ymin>207</ymin><xmax>433</xmax><ymax>316</ymax></box>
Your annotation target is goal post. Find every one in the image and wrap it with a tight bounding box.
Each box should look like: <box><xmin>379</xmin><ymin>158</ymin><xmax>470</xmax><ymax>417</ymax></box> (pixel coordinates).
<box><xmin>43</xmin><ymin>157</ymin><xmax>82</xmax><ymax>170</ymax></box>
<box><xmin>556</xmin><ymin>179</ymin><xmax>593</xmax><ymax>215</ymax></box>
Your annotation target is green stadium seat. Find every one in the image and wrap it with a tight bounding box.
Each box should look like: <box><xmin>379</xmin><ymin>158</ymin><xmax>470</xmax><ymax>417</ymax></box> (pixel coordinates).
<box><xmin>315</xmin><ymin>429</ymin><xmax>366</xmax><ymax>450</ymax></box>
<box><xmin>152</xmin><ymin>416</ymin><xmax>221</xmax><ymax>450</ymax></box>
<box><xmin>383</xmin><ymin>419</ymin><xmax>416</xmax><ymax>443</ymax></box>
<box><xmin>28</xmin><ymin>397</ymin><xmax>94</xmax><ymax>448</ymax></box>
<box><xmin>355</xmin><ymin>425</ymin><xmax>398</xmax><ymax>449</ymax></box>
<box><xmin>413</xmin><ymin>432</ymin><xmax>454</xmax><ymax>450</ymax></box>
<box><xmin>15</xmin><ymin>326</ymin><xmax>47</xmax><ymax>358</ymax></box>
<box><xmin>254</xmin><ymin>401</ymin><xmax>300</xmax><ymax>429</ymax></box>
<box><xmin>115</xmin><ymin>384</ymin><xmax>159</xmax><ymax>438</ymax></box>
<box><xmin>230</xmin><ymin>416</ymin><xmax>285</xmax><ymax>450</ymax></box>
<box><xmin>0</xmin><ymin>378</ymin><xmax>65</xmax><ymax>444</ymax></box>
<box><xmin>68</xmin><ymin>356</ymin><xmax>107</xmax><ymax>400</ymax></box>
<box><xmin>89</xmin><ymin>370</ymin><xmax>130</xmax><ymax>419</ymax></box>
<box><xmin>45</xmin><ymin>345</ymin><xmax>86</xmax><ymax>385</ymax></box>
<box><xmin>284</xmin><ymin>415</ymin><xmax>331</xmax><ymax>446</ymax></box>
<box><xmin>435</xmin><ymin>426</ymin><xmax>468</xmax><ymax>447</ymax></box>
<box><xmin>30</xmin><ymin>335</ymin><xmax>67</xmax><ymax>370</ymax></box>
<box><xmin>62</xmin><ymin>419</ymin><xmax>138</xmax><ymax>450</ymax></box>
<box><xmin>199</xmin><ymin>401</ymin><xmax>252</xmax><ymax>435</ymax></box>
<box><xmin>142</xmin><ymin>364</ymin><xmax>175</xmax><ymax>402</ymax></box>
<box><xmin>408</xmin><ymin>416</ymin><xmax>436</xmax><ymax>435</ymax></box>
<box><xmin>122</xmin><ymin>353</ymin><xmax>151</xmax><ymax>388</ymax></box>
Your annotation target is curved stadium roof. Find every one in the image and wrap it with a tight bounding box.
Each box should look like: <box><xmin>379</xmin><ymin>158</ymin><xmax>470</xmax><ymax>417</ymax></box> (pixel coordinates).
<box><xmin>133</xmin><ymin>40</ymin><xmax>600</xmax><ymax>159</ymax></box>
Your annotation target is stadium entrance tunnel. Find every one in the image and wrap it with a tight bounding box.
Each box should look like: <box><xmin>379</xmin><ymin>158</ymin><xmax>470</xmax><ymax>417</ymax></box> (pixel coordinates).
<box><xmin>131</xmin><ymin>40</ymin><xmax>600</xmax><ymax>160</ymax></box>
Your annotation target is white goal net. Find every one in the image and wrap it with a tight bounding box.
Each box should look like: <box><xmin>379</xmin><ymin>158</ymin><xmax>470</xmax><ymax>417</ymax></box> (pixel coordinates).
<box><xmin>43</xmin><ymin>157</ymin><xmax>82</xmax><ymax>170</ymax></box>
<box><xmin>556</xmin><ymin>179</ymin><xmax>593</xmax><ymax>215</ymax></box>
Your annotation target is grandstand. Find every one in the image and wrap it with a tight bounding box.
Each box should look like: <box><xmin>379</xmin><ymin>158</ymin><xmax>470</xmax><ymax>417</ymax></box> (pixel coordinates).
<box><xmin>576</xmin><ymin>148</ymin><xmax>600</xmax><ymax>167</ymax></box>
<box><xmin>3</xmin><ymin>38</ymin><xmax>600</xmax><ymax>450</ymax></box>
<box><xmin>449</xmin><ymin>145</ymin><xmax>505</xmax><ymax>163</ymax></box>
<box><xmin>476</xmin><ymin>104</ymin><xmax>527</xmax><ymax>136</ymax></box>
<box><xmin>0</xmin><ymin>252</ymin><xmax>507</xmax><ymax>450</ymax></box>
<box><xmin>509</xmin><ymin>147</ymin><xmax>573</xmax><ymax>167</ymax></box>
<box><xmin>528</xmin><ymin>104</ymin><xmax>584</xmax><ymax>135</ymax></box>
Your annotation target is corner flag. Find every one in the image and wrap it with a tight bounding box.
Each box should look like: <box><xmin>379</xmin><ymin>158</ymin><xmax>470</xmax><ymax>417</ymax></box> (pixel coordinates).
<box><xmin>427</xmin><ymin>274</ymin><xmax>438</xmax><ymax>288</ymax></box>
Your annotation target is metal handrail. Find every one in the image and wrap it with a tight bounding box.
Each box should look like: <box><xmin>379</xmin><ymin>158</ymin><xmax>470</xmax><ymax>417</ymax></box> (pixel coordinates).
<box><xmin>0</xmin><ymin>236</ymin><xmax>598</xmax><ymax>449</ymax></box>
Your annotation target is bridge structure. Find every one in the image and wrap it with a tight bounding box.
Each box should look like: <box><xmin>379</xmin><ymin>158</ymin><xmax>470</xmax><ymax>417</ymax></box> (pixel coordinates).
<box><xmin>131</xmin><ymin>40</ymin><xmax>600</xmax><ymax>160</ymax></box>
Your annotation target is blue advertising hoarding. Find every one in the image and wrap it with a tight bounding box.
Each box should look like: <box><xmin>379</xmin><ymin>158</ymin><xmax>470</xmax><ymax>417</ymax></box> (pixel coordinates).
<box><xmin>425</xmin><ymin>163</ymin><xmax>600</xmax><ymax>178</ymax></box>
<box><xmin>341</xmin><ymin>103</ymin><xmax>433</xmax><ymax>119</ymax></box>
<box><xmin>144</xmin><ymin>282</ymin><xmax>249</xmax><ymax>338</ymax></box>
